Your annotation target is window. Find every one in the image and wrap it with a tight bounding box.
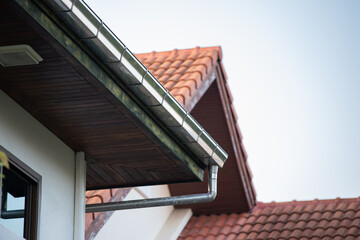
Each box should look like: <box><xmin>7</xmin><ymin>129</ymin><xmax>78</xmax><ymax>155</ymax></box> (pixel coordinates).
<box><xmin>0</xmin><ymin>146</ymin><xmax>40</xmax><ymax>240</ymax></box>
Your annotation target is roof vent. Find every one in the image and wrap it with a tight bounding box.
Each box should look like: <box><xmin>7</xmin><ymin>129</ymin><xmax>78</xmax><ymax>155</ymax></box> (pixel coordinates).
<box><xmin>0</xmin><ymin>45</ymin><xmax>43</xmax><ymax>67</ymax></box>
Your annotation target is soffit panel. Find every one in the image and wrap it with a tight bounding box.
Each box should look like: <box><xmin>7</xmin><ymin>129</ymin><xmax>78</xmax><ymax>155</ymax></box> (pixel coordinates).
<box><xmin>0</xmin><ymin>0</ymin><xmax>203</xmax><ymax>189</ymax></box>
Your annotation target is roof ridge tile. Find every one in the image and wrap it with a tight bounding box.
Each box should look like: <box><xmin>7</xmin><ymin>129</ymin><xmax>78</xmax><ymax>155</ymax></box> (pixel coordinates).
<box><xmin>256</xmin><ymin>197</ymin><xmax>360</xmax><ymax>207</ymax></box>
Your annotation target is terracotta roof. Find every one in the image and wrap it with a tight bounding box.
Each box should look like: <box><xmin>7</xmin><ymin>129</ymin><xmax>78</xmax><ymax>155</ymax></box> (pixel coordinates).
<box><xmin>179</xmin><ymin>198</ymin><xmax>360</xmax><ymax>240</ymax></box>
<box><xmin>138</xmin><ymin>46</ymin><xmax>256</xmax><ymax>214</ymax></box>
<box><xmin>136</xmin><ymin>46</ymin><xmax>221</xmax><ymax>110</ymax></box>
<box><xmin>137</xmin><ymin>46</ymin><xmax>250</xmax><ymax>165</ymax></box>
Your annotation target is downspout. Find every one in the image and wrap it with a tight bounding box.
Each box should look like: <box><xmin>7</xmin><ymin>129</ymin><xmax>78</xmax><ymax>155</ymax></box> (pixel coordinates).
<box><xmin>86</xmin><ymin>165</ymin><xmax>218</xmax><ymax>212</ymax></box>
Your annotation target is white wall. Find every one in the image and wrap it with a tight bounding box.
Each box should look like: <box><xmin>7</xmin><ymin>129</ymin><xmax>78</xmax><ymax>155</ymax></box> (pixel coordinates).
<box><xmin>0</xmin><ymin>222</ymin><xmax>24</xmax><ymax>240</ymax></box>
<box><xmin>0</xmin><ymin>90</ymin><xmax>77</xmax><ymax>240</ymax></box>
<box><xmin>94</xmin><ymin>185</ymin><xmax>174</xmax><ymax>240</ymax></box>
<box><xmin>93</xmin><ymin>185</ymin><xmax>192</xmax><ymax>240</ymax></box>
<box><xmin>155</xmin><ymin>208</ymin><xmax>192</xmax><ymax>240</ymax></box>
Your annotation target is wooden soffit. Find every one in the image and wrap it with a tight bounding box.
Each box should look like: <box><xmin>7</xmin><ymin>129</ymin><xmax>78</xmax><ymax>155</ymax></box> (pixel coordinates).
<box><xmin>0</xmin><ymin>0</ymin><xmax>205</xmax><ymax>189</ymax></box>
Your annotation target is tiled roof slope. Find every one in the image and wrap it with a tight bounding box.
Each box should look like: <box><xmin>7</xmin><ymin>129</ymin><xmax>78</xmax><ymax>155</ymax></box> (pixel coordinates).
<box><xmin>136</xmin><ymin>46</ymin><xmax>221</xmax><ymax>110</ymax></box>
<box><xmin>137</xmin><ymin>46</ymin><xmax>256</xmax><ymax>213</ymax></box>
<box><xmin>136</xmin><ymin>46</ymin><xmax>250</xmax><ymax>172</ymax></box>
<box><xmin>179</xmin><ymin>198</ymin><xmax>360</xmax><ymax>240</ymax></box>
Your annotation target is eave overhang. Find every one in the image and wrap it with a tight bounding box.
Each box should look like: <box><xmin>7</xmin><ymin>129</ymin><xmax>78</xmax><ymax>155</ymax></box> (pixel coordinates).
<box><xmin>1</xmin><ymin>0</ymin><xmax>227</xmax><ymax>189</ymax></box>
<box><xmin>42</xmin><ymin>0</ymin><xmax>227</xmax><ymax>168</ymax></box>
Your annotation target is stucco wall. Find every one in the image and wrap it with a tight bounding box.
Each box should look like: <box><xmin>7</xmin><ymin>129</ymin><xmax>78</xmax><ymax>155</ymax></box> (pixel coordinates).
<box><xmin>93</xmin><ymin>185</ymin><xmax>174</xmax><ymax>240</ymax></box>
<box><xmin>92</xmin><ymin>185</ymin><xmax>192</xmax><ymax>240</ymax></box>
<box><xmin>0</xmin><ymin>90</ymin><xmax>76</xmax><ymax>240</ymax></box>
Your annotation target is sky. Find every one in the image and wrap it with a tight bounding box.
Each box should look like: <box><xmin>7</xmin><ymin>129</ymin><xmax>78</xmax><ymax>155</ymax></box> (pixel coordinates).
<box><xmin>86</xmin><ymin>0</ymin><xmax>360</xmax><ymax>202</ymax></box>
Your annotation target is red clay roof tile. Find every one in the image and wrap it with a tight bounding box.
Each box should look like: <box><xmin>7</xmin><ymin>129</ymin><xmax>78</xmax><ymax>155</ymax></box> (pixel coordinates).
<box><xmin>225</xmin><ymin>213</ymin><xmax>239</xmax><ymax>226</ymax></box>
<box><xmin>333</xmin><ymin>210</ymin><xmax>345</xmax><ymax>219</ymax></box>
<box><xmin>205</xmin><ymin>235</ymin><xmax>216</xmax><ymax>240</ymax></box>
<box><xmin>328</xmin><ymin>219</ymin><xmax>341</xmax><ymax>228</ymax></box>
<box><xmin>266</xmin><ymin>214</ymin><xmax>278</xmax><ymax>223</ymax></box>
<box><xmin>273</xmin><ymin>222</ymin><xmax>285</xmax><ymax>231</ymax></box>
<box><xmin>135</xmin><ymin>47</ymin><xmax>221</xmax><ymax>109</ymax></box>
<box><xmin>306</xmin><ymin>219</ymin><xmax>318</xmax><ymax>229</ymax></box>
<box><xmin>213</xmin><ymin>214</ymin><xmax>227</xmax><ymax>227</ymax></box>
<box><xmin>322</xmin><ymin>211</ymin><xmax>333</xmax><ymax>219</ymax></box>
<box><xmin>214</xmin><ymin>234</ymin><xmax>226</xmax><ymax>240</ymax></box>
<box><xmin>240</xmin><ymin>224</ymin><xmax>252</xmax><ymax>233</ymax></box>
<box><xmin>257</xmin><ymin>231</ymin><xmax>269</xmax><ymax>239</ymax></box>
<box><xmin>268</xmin><ymin>230</ymin><xmax>281</xmax><ymax>239</ymax></box>
<box><xmin>236</xmin><ymin>232</ymin><xmax>248</xmax><ymax>239</ymax></box>
<box><xmin>352</xmin><ymin>218</ymin><xmax>360</xmax><ymax>227</ymax></box>
<box><xmin>294</xmin><ymin>220</ymin><xmax>307</xmax><ymax>230</ymax></box>
<box><xmin>197</xmin><ymin>227</ymin><xmax>210</xmax><ymax>237</ymax></box>
<box><xmin>256</xmin><ymin>215</ymin><xmax>267</xmax><ymax>224</ymax></box>
<box><xmin>179</xmin><ymin>197</ymin><xmax>360</xmax><ymax>240</ymax></box>
<box><xmin>209</xmin><ymin>226</ymin><xmax>221</xmax><ymax>236</ymax></box>
<box><xmin>219</xmin><ymin>226</ymin><xmax>232</xmax><ymax>236</ymax></box>
<box><xmin>345</xmin><ymin>210</ymin><xmax>356</xmax><ymax>219</ymax></box>
<box><xmin>278</xmin><ymin>213</ymin><xmax>289</xmax><ymax>222</ymax></box>
<box><xmin>302</xmin><ymin>228</ymin><xmax>314</xmax><ymax>237</ymax></box>
<box><xmin>289</xmin><ymin>229</ymin><xmax>303</xmax><ymax>238</ymax></box>
<box><xmin>224</xmin><ymin>233</ymin><xmax>236</xmax><ymax>240</ymax></box>
<box><xmin>310</xmin><ymin>211</ymin><xmax>323</xmax><ymax>221</ymax></box>
<box><xmin>247</xmin><ymin>231</ymin><xmax>259</xmax><ymax>239</ymax></box>
<box><xmin>283</xmin><ymin>221</ymin><xmax>296</xmax><ymax>230</ymax></box>
<box><xmin>298</xmin><ymin>212</ymin><xmax>311</xmax><ymax>221</ymax></box>
<box><xmin>348</xmin><ymin>226</ymin><xmax>360</xmax><ymax>236</ymax></box>
<box><xmin>229</xmin><ymin>224</ymin><xmax>241</xmax><ymax>235</ymax></box>
<box><xmin>317</xmin><ymin>219</ymin><xmax>329</xmax><ymax>229</ymax></box>
<box><xmin>279</xmin><ymin>230</ymin><xmax>292</xmax><ymax>238</ymax></box>
<box><xmin>303</xmin><ymin>202</ymin><xmax>317</xmax><ymax>213</ymax></box>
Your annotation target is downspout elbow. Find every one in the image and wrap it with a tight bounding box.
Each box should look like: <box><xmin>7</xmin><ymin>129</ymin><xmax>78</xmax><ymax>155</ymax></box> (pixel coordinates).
<box><xmin>207</xmin><ymin>165</ymin><xmax>218</xmax><ymax>201</ymax></box>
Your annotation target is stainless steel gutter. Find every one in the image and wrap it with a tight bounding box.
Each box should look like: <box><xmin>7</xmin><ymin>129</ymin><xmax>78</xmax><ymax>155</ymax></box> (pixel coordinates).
<box><xmin>86</xmin><ymin>165</ymin><xmax>218</xmax><ymax>212</ymax></box>
<box><xmin>42</xmin><ymin>0</ymin><xmax>227</xmax><ymax>167</ymax></box>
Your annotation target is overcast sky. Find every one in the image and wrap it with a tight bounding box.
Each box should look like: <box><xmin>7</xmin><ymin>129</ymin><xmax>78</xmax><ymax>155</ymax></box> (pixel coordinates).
<box><xmin>86</xmin><ymin>0</ymin><xmax>360</xmax><ymax>202</ymax></box>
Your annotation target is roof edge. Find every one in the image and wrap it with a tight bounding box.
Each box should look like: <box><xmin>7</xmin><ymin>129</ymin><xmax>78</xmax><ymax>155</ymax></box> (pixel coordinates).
<box><xmin>12</xmin><ymin>0</ymin><xmax>204</xmax><ymax>181</ymax></box>
<box><xmin>40</xmin><ymin>0</ymin><xmax>227</xmax><ymax>167</ymax></box>
<box><xmin>256</xmin><ymin>197</ymin><xmax>360</xmax><ymax>209</ymax></box>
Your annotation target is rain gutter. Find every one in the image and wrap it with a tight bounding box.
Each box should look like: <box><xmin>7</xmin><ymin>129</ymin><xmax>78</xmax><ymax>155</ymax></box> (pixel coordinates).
<box><xmin>35</xmin><ymin>0</ymin><xmax>227</xmax><ymax>167</ymax></box>
<box><xmin>86</xmin><ymin>165</ymin><xmax>218</xmax><ymax>212</ymax></box>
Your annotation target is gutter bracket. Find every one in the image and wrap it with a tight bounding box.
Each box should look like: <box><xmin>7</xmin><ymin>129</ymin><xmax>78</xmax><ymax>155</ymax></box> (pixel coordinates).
<box><xmin>85</xmin><ymin>165</ymin><xmax>218</xmax><ymax>213</ymax></box>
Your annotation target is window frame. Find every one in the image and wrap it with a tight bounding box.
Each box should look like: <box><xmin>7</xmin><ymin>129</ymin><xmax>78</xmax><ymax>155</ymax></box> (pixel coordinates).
<box><xmin>0</xmin><ymin>145</ymin><xmax>41</xmax><ymax>240</ymax></box>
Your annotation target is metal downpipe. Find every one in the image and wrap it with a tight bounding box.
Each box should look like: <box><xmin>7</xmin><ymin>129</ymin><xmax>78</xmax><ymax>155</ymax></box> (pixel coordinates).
<box><xmin>86</xmin><ymin>165</ymin><xmax>218</xmax><ymax>213</ymax></box>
